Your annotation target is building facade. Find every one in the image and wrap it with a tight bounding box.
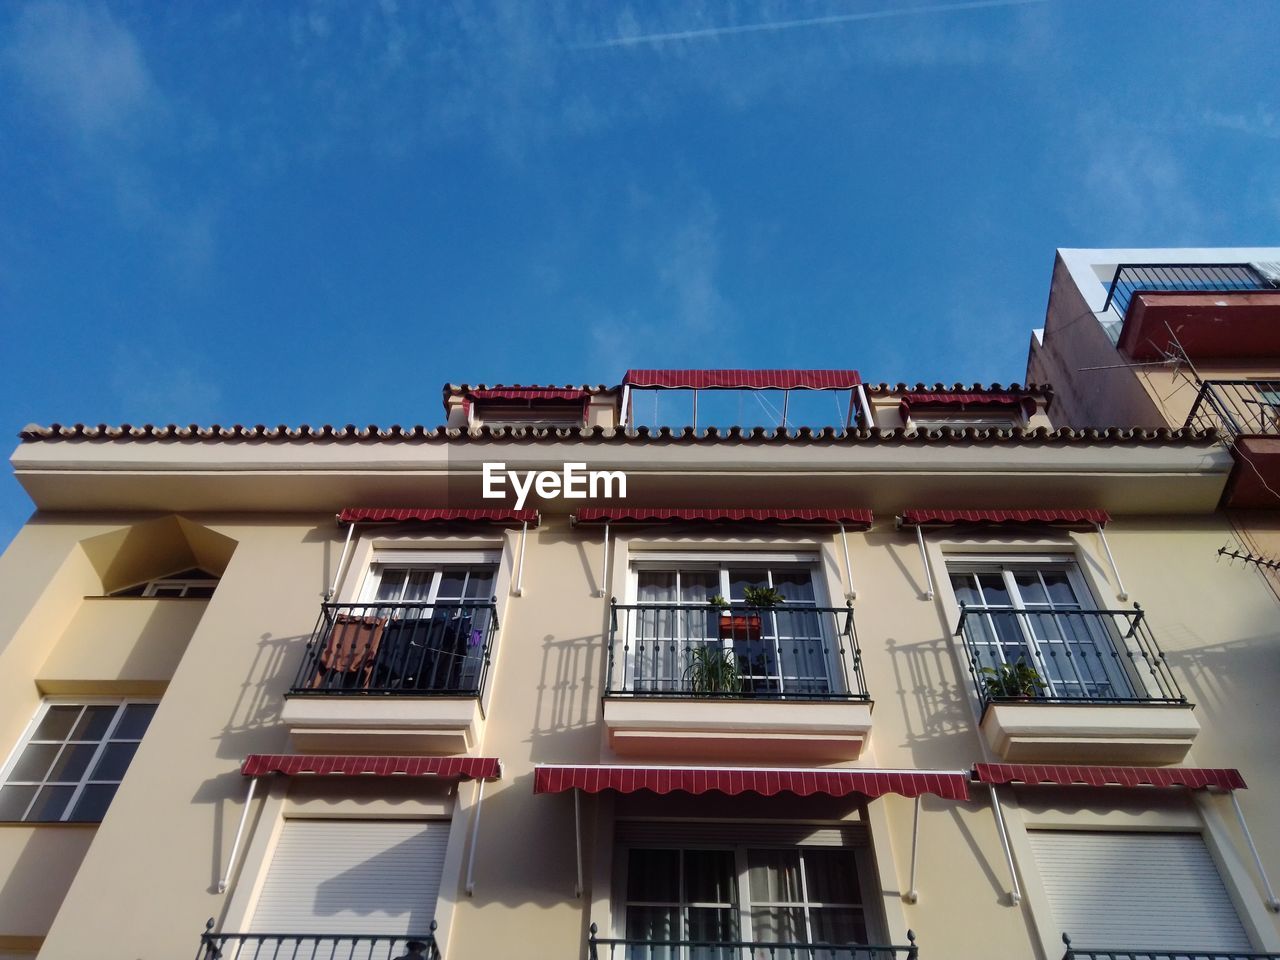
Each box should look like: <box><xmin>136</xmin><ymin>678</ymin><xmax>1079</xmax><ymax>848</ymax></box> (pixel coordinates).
<box><xmin>0</xmin><ymin>367</ymin><xmax>1278</xmax><ymax>960</ymax></box>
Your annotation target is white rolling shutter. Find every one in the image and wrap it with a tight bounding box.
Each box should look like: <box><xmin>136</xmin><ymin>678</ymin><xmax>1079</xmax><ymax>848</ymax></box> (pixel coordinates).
<box><xmin>250</xmin><ymin>819</ymin><xmax>450</xmax><ymax>935</ymax></box>
<box><xmin>1028</xmin><ymin>831</ymin><xmax>1251</xmax><ymax>951</ymax></box>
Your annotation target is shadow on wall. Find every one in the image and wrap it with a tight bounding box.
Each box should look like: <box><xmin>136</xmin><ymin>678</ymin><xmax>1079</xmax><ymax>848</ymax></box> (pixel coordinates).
<box><xmin>529</xmin><ymin>631</ymin><xmax>602</xmax><ymax>761</ymax></box>
<box><xmin>1161</xmin><ymin>627</ymin><xmax>1280</xmax><ymax>735</ymax></box>
<box><xmin>884</xmin><ymin>636</ymin><xmax>983</xmax><ymax>768</ymax></box>
<box><xmin>78</xmin><ymin>515</ymin><xmax>237</xmax><ymax>594</ymax></box>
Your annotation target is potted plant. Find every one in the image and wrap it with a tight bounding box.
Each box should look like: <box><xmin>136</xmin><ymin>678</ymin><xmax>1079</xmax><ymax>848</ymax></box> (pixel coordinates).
<box><xmin>718</xmin><ymin>586</ymin><xmax>783</xmax><ymax>641</ymax></box>
<box><xmin>707</xmin><ymin>595</ymin><xmax>730</xmax><ymax>615</ymax></box>
<box><xmin>742</xmin><ymin>586</ymin><xmax>785</xmax><ymax>608</ymax></box>
<box><xmin>685</xmin><ymin>644</ymin><xmax>742</xmax><ymax>695</ymax></box>
<box><xmin>979</xmin><ymin>659</ymin><xmax>1047</xmax><ymax>701</ymax></box>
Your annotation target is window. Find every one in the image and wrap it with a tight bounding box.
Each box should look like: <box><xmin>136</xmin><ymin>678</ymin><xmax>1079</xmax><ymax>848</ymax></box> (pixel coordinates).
<box><xmin>910</xmin><ymin>410</ymin><xmax>1021</xmax><ymax>430</ymax></box>
<box><xmin>248</xmin><ymin>819</ymin><xmax>448</xmax><ymax>951</ymax></box>
<box><xmin>949</xmin><ymin>560</ymin><xmax>1133</xmax><ymax>700</ymax></box>
<box><xmin>474</xmin><ymin>403</ymin><xmax>584</xmax><ymax>429</ymax></box>
<box><xmin>628</xmin><ymin>560</ymin><xmax>836</xmax><ymax>697</ymax></box>
<box><xmin>111</xmin><ymin>567</ymin><xmax>218</xmax><ymax>598</ymax></box>
<box><xmin>0</xmin><ymin>701</ymin><xmax>157</xmax><ymax>822</ymax></box>
<box><xmin>619</xmin><ymin>827</ymin><xmax>879</xmax><ymax>958</ymax></box>
<box><xmin>1029</xmin><ymin>831</ymin><xmax>1251</xmax><ymax>952</ymax></box>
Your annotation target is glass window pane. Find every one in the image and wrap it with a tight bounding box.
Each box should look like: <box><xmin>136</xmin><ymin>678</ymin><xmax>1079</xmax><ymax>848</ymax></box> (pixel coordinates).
<box><xmin>949</xmin><ymin>574</ymin><xmax>982</xmax><ymax>606</ymax></box>
<box><xmin>112</xmin><ymin>704</ymin><xmax>157</xmax><ymax>740</ymax></box>
<box><xmin>374</xmin><ymin>568</ymin><xmax>406</xmax><ymax>601</ymax></box>
<box><xmin>771</xmin><ymin>571</ymin><xmax>815</xmax><ymax>604</ymax></box>
<box><xmin>70</xmin><ymin>705</ymin><xmax>117</xmax><ymax>742</ymax></box>
<box><xmin>402</xmin><ymin>570</ymin><xmax>435</xmax><ymax>602</ymax></box>
<box><xmin>626</xmin><ymin>905</ymin><xmax>678</xmax><ymax>942</ymax></box>
<box><xmin>728</xmin><ymin>570</ymin><xmax>768</xmax><ymax>600</ymax></box>
<box><xmin>8</xmin><ymin>743</ymin><xmax>60</xmax><ymax>782</ymax></box>
<box><xmin>684</xmin><ymin>850</ymin><xmax>737</xmax><ymax>904</ymax></box>
<box><xmin>31</xmin><ymin>705</ymin><xmax>81</xmax><ymax>741</ymax></box>
<box><xmin>748</xmin><ymin>849</ymin><xmax>803</xmax><ymax>903</ymax></box>
<box><xmin>46</xmin><ymin>742</ymin><xmax>99</xmax><ymax>783</ymax></box>
<box><xmin>462</xmin><ymin>569</ymin><xmax>495</xmax><ymax>599</ymax></box>
<box><xmin>436</xmin><ymin>570</ymin><xmax>467</xmax><ymax>600</ymax></box>
<box><xmin>1014</xmin><ymin>572</ymin><xmax>1049</xmax><ymax>606</ymax></box>
<box><xmin>1042</xmin><ymin>571</ymin><xmax>1081</xmax><ymax>607</ymax></box>
<box><xmin>976</xmin><ymin>573</ymin><xmax>1011</xmax><ymax>605</ymax></box>
<box><xmin>750</xmin><ymin>906</ymin><xmax>805</xmax><ymax>944</ymax></box>
<box><xmin>638</xmin><ymin>571</ymin><xmax>677</xmax><ymax>603</ymax></box>
<box><xmin>69</xmin><ymin>783</ymin><xmax>118</xmax><ymax>821</ymax></box>
<box><xmin>802</xmin><ymin>850</ymin><xmax>861</xmax><ymax>905</ymax></box>
<box><xmin>0</xmin><ymin>784</ymin><xmax>37</xmax><ymax>821</ymax></box>
<box><xmin>686</xmin><ymin>907</ymin><xmax>737</xmax><ymax>942</ymax></box>
<box><xmin>627</xmin><ymin>849</ymin><xmax>679</xmax><ymax>902</ymax></box>
<box><xmin>88</xmin><ymin>742</ymin><xmax>140</xmax><ymax>782</ymax></box>
<box><xmin>680</xmin><ymin>571</ymin><xmax>718</xmax><ymax>604</ymax></box>
<box><xmin>184</xmin><ymin>584</ymin><xmax>216</xmax><ymax>598</ymax></box>
<box><xmin>810</xmin><ymin>907</ymin><xmax>867</xmax><ymax>945</ymax></box>
<box><xmin>26</xmin><ymin>784</ymin><xmax>74</xmax><ymax>822</ymax></box>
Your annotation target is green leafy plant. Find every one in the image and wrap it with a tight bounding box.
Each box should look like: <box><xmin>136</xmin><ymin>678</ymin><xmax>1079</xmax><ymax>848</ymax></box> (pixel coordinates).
<box><xmin>742</xmin><ymin>586</ymin><xmax>785</xmax><ymax>608</ymax></box>
<box><xmin>979</xmin><ymin>659</ymin><xmax>1047</xmax><ymax>700</ymax></box>
<box><xmin>707</xmin><ymin>595</ymin><xmax>730</xmax><ymax>611</ymax></box>
<box><xmin>685</xmin><ymin>644</ymin><xmax>742</xmax><ymax>694</ymax></box>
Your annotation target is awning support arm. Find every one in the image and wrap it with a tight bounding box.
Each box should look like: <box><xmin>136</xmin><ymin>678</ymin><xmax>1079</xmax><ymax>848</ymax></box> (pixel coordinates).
<box><xmin>988</xmin><ymin>785</ymin><xmax>1022</xmax><ymax>905</ymax></box>
<box><xmin>1095</xmin><ymin>522</ymin><xmax>1128</xmax><ymax>601</ymax></box>
<box><xmin>574</xmin><ymin>789</ymin><xmax>585</xmax><ymax>898</ymax></box>
<box><xmin>1230</xmin><ymin>791</ymin><xmax>1280</xmax><ymax>911</ymax></box>
<box><xmin>838</xmin><ymin>523</ymin><xmax>856</xmax><ymax>600</ymax></box>
<box><xmin>857</xmin><ymin>384</ymin><xmax>874</xmax><ymax>429</ymax></box>
<box><xmin>514</xmin><ymin>521</ymin><xmax>528</xmax><ymax>597</ymax></box>
<box><xmin>597</xmin><ymin>521</ymin><xmax>611</xmax><ymax>598</ymax></box>
<box><xmin>217</xmin><ymin>775</ymin><xmax>258</xmax><ymax>893</ymax></box>
<box><xmin>327</xmin><ymin>521</ymin><xmax>357</xmax><ymax>600</ymax></box>
<box><xmin>906</xmin><ymin>795</ymin><xmax>921</xmax><ymax>904</ymax></box>
<box><xmin>915</xmin><ymin>525</ymin><xmax>935</xmax><ymax>600</ymax></box>
<box><xmin>465</xmin><ymin>778</ymin><xmax>487</xmax><ymax>896</ymax></box>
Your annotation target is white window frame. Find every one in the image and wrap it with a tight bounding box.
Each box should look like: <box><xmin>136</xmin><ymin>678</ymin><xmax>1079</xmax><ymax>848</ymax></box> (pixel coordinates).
<box><xmin>140</xmin><ymin>576</ymin><xmax>218</xmax><ymax>598</ymax></box>
<box><xmin>359</xmin><ymin>551</ymin><xmax>501</xmax><ymax>604</ymax></box>
<box><xmin>615</xmin><ymin>832</ymin><xmax>884</xmax><ymax>950</ymax></box>
<box><xmin>0</xmin><ymin>698</ymin><xmax>158</xmax><ymax>823</ymax></box>
<box><xmin>625</xmin><ymin>555</ymin><xmax>841</xmax><ymax>696</ymax></box>
<box><xmin>946</xmin><ymin>555</ymin><xmax>1137</xmax><ymax>701</ymax></box>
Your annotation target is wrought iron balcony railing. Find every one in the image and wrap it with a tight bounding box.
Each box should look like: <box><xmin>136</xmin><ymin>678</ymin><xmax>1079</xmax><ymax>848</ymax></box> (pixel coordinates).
<box><xmin>605</xmin><ymin>601</ymin><xmax>868</xmax><ymax>700</ymax></box>
<box><xmin>1061</xmin><ymin>932</ymin><xmax>1280</xmax><ymax>960</ymax></box>
<box><xmin>588</xmin><ymin>924</ymin><xmax>918</xmax><ymax>960</ymax></box>
<box><xmin>1102</xmin><ymin>263</ymin><xmax>1278</xmax><ymax>319</ymax></box>
<box><xmin>1185</xmin><ymin>379</ymin><xmax>1280</xmax><ymax>440</ymax></box>
<box><xmin>289</xmin><ymin>601</ymin><xmax>497</xmax><ymax>697</ymax></box>
<box><xmin>197</xmin><ymin>923</ymin><xmax>440</xmax><ymax>960</ymax></box>
<box><xmin>955</xmin><ymin>603</ymin><xmax>1185</xmax><ymax>709</ymax></box>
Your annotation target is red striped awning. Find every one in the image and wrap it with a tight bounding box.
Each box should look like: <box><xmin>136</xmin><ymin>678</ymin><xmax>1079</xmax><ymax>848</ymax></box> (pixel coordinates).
<box><xmin>575</xmin><ymin>507</ymin><xmax>874</xmax><ymax>528</ymax></box>
<box><xmin>624</xmin><ymin>370</ymin><xmax>862</xmax><ymax>390</ymax></box>
<box><xmin>901</xmin><ymin>392</ymin><xmax>1036</xmax><ymax>417</ymax></box>
<box><xmin>974</xmin><ymin>763</ymin><xmax>1245</xmax><ymax>791</ymax></box>
<box><xmin>533</xmin><ymin>765</ymin><xmax>970</xmax><ymax>801</ymax></box>
<box><xmin>899</xmin><ymin>508</ymin><xmax>1110</xmax><ymax>528</ymax></box>
<box><xmin>466</xmin><ymin>388</ymin><xmax>589</xmax><ymax>402</ymax></box>
<box><xmin>241</xmin><ymin>754</ymin><xmax>503</xmax><ymax>780</ymax></box>
<box><xmin>338</xmin><ymin>507</ymin><xmax>539</xmax><ymax>527</ymax></box>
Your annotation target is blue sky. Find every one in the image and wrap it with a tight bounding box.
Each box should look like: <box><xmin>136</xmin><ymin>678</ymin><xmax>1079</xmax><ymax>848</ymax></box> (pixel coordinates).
<box><xmin>1</xmin><ymin>0</ymin><xmax>1277</xmax><ymax>545</ymax></box>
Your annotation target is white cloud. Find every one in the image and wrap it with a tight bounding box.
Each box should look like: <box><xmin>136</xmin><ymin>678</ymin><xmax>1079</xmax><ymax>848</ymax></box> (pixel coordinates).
<box><xmin>5</xmin><ymin>1</ymin><xmax>156</xmax><ymax>142</ymax></box>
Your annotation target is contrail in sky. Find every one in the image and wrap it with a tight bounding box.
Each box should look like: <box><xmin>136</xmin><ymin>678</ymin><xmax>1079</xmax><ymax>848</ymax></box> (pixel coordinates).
<box><xmin>571</xmin><ymin>0</ymin><xmax>1048</xmax><ymax>50</ymax></box>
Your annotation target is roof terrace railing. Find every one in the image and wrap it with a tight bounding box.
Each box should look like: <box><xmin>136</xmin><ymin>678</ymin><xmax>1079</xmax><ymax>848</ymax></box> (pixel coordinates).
<box><xmin>1185</xmin><ymin>379</ymin><xmax>1280</xmax><ymax>439</ymax></box>
<box><xmin>1101</xmin><ymin>263</ymin><xmax>1278</xmax><ymax>319</ymax></box>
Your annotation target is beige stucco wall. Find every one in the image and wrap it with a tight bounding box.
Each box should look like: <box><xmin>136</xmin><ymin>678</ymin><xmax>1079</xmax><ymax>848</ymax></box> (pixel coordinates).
<box><xmin>0</xmin><ymin>497</ymin><xmax>1276</xmax><ymax>958</ymax></box>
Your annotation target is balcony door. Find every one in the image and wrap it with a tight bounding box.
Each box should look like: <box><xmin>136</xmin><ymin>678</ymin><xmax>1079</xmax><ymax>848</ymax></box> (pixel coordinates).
<box><xmin>620</xmin><ymin>831</ymin><xmax>877</xmax><ymax>960</ymax></box>
<box><xmin>629</xmin><ymin>561</ymin><xmax>834</xmax><ymax>697</ymax></box>
<box><xmin>347</xmin><ymin>556</ymin><xmax>497</xmax><ymax>692</ymax></box>
<box><xmin>948</xmin><ymin>560</ymin><xmax>1134</xmax><ymax>700</ymax></box>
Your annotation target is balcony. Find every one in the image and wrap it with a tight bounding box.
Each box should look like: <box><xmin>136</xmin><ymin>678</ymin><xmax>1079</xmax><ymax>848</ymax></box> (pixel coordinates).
<box><xmin>955</xmin><ymin>604</ymin><xmax>1198</xmax><ymax>763</ymax></box>
<box><xmin>280</xmin><ymin>601</ymin><xmax>497</xmax><ymax>754</ymax></box>
<box><xmin>1185</xmin><ymin>379</ymin><xmax>1280</xmax><ymax>508</ymax></box>
<box><xmin>1062</xmin><ymin>933</ymin><xmax>1279</xmax><ymax>960</ymax></box>
<box><xmin>1103</xmin><ymin>263</ymin><xmax>1280</xmax><ymax>361</ymax></box>
<box><xmin>587</xmin><ymin>926</ymin><xmax>918</xmax><ymax>960</ymax></box>
<box><xmin>602</xmin><ymin>602</ymin><xmax>873</xmax><ymax>761</ymax></box>
<box><xmin>198</xmin><ymin>926</ymin><xmax>440</xmax><ymax>960</ymax></box>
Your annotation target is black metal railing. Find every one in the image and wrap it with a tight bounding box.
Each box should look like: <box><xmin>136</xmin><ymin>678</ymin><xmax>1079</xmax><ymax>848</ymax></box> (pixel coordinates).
<box><xmin>289</xmin><ymin>601</ymin><xmax>497</xmax><ymax>696</ymax></box>
<box><xmin>1102</xmin><ymin>263</ymin><xmax>1277</xmax><ymax>319</ymax></box>
<box><xmin>1185</xmin><ymin>379</ymin><xmax>1280</xmax><ymax>439</ymax></box>
<box><xmin>588</xmin><ymin>924</ymin><xmax>917</xmax><ymax>960</ymax></box>
<box><xmin>1061</xmin><ymin>932</ymin><xmax>1280</xmax><ymax>960</ymax></box>
<box><xmin>604</xmin><ymin>601</ymin><xmax>868</xmax><ymax>700</ymax></box>
<box><xmin>197</xmin><ymin>922</ymin><xmax>440</xmax><ymax>960</ymax></box>
<box><xmin>955</xmin><ymin>603</ymin><xmax>1185</xmax><ymax>709</ymax></box>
